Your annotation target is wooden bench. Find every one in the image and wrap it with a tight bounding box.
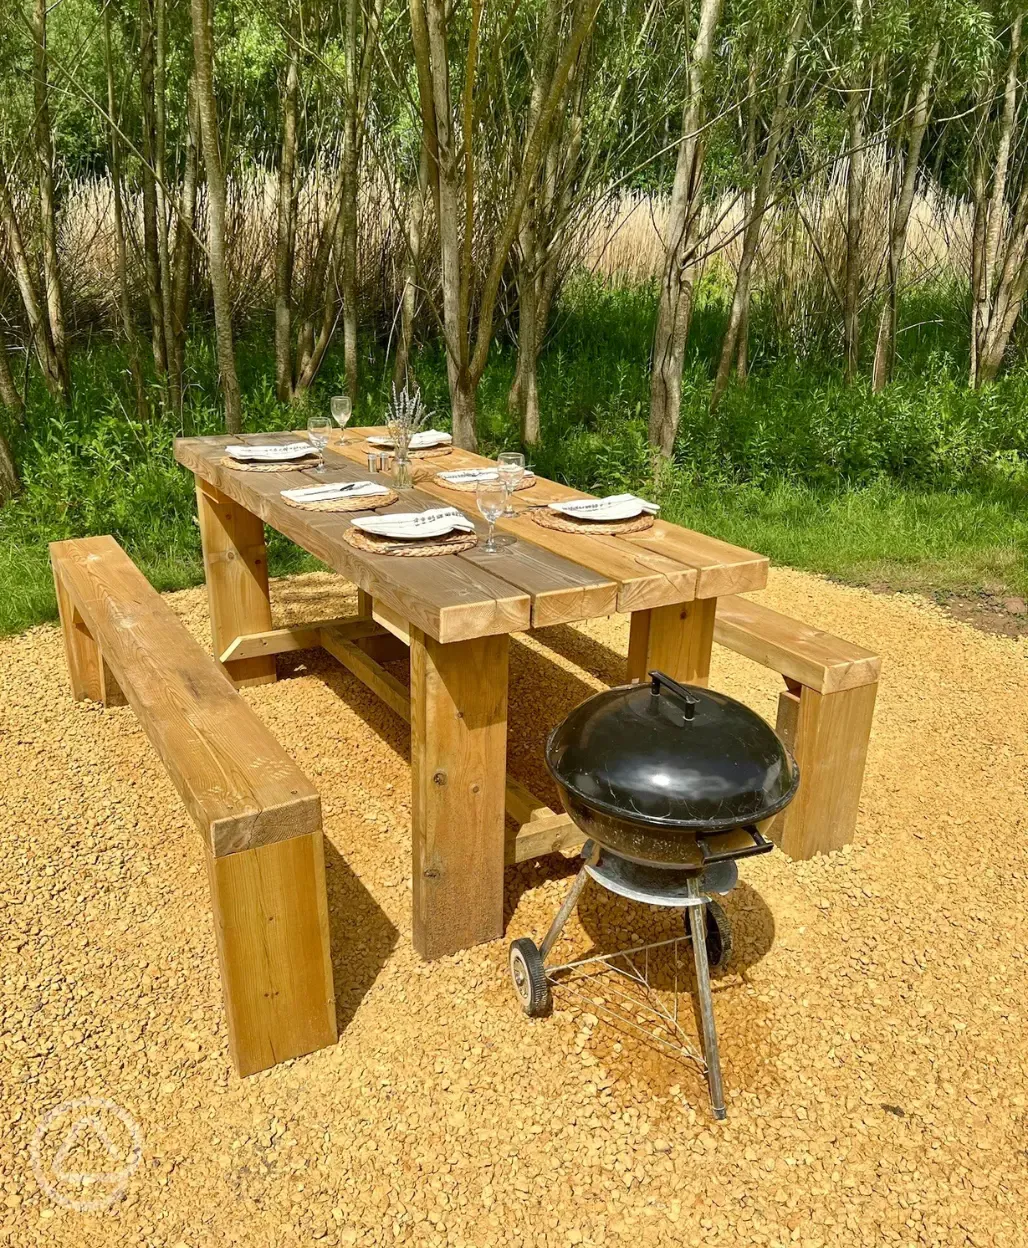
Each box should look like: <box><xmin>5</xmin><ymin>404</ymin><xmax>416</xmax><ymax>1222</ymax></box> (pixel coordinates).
<box><xmin>50</xmin><ymin>535</ymin><xmax>337</xmax><ymax>1076</ymax></box>
<box><xmin>714</xmin><ymin>596</ymin><xmax>880</xmax><ymax>860</ymax></box>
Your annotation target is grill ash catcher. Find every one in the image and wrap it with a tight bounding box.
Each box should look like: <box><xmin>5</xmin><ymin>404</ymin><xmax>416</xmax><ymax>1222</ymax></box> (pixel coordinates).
<box><xmin>508</xmin><ymin>670</ymin><xmax>799</xmax><ymax>1119</ymax></box>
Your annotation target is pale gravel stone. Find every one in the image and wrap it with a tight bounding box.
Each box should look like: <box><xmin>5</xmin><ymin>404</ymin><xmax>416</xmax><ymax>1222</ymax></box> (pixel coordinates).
<box><xmin>0</xmin><ymin>569</ymin><xmax>1025</xmax><ymax>1246</ymax></box>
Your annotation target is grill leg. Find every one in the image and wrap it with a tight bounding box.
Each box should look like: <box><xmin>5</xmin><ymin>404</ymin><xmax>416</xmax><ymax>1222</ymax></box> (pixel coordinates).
<box><xmin>539</xmin><ymin>841</ymin><xmax>596</xmax><ymax>962</ymax></box>
<box><xmin>686</xmin><ymin>880</ymin><xmax>726</xmax><ymax>1120</ymax></box>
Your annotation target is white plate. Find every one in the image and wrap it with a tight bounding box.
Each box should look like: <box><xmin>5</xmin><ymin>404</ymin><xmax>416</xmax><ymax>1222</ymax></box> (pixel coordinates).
<box><xmin>351</xmin><ymin>508</ymin><xmax>474</xmax><ymax>540</ymax></box>
<box><xmin>366</xmin><ymin>431</ymin><xmax>452</xmax><ymax>450</ymax></box>
<box><xmin>550</xmin><ymin>495</ymin><xmax>649</xmax><ymax>521</ymax></box>
<box><xmin>226</xmin><ymin>441</ymin><xmax>315</xmax><ymax>462</ymax></box>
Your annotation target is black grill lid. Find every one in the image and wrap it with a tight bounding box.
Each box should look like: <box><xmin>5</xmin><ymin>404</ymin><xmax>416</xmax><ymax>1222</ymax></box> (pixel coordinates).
<box><xmin>545</xmin><ymin>671</ymin><xmax>799</xmax><ymax>832</ymax></box>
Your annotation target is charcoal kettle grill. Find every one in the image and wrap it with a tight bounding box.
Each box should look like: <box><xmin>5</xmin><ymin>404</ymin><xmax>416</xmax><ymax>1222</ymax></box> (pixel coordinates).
<box><xmin>508</xmin><ymin>671</ymin><xmax>799</xmax><ymax>1119</ymax></box>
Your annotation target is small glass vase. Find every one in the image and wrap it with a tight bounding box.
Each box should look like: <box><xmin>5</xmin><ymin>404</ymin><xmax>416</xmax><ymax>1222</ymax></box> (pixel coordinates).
<box><xmin>393</xmin><ymin>449</ymin><xmax>413</xmax><ymax>490</ymax></box>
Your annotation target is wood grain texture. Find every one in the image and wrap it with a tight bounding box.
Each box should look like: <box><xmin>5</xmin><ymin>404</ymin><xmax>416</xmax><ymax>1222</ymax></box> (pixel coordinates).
<box><xmin>195</xmin><ymin>478</ymin><xmax>276</xmax><ymax>687</ymax></box>
<box><xmin>626</xmin><ymin>525</ymin><xmax>769</xmax><ymax>598</ymax></box>
<box><xmin>715</xmin><ymin>595</ymin><xmax>881</xmax><ymax>693</ymax></box>
<box><xmin>219</xmin><ymin>617</ymin><xmax>383</xmax><ymax>664</ymax></box>
<box><xmin>49</xmin><ymin>536</ymin><xmax>321</xmax><ymax>857</ymax></box>
<box><xmin>410</xmin><ymin>627</ymin><xmax>509</xmax><ymax>959</ymax></box>
<box><xmin>506</xmin><ymin>812</ymin><xmax>584</xmax><ymax>865</ymax></box>
<box><xmin>331</xmin><ymin>435</ymin><xmax>697</xmax><ymax>614</ymax></box>
<box><xmin>177</xmin><ymin>436</ymin><xmax>531</xmax><ymax>643</ymax></box>
<box><xmin>772</xmin><ymin>682</ymin><xmax>878</xmax><ymax>859</ymax></box>
<box><xmin>627</xmin><ymin>598</ymin><xmax>718</xmax><ymax>687</ymax></box>
<box><xmin>206</xmin><ymin>830</ymin><xmax>337</xmax><ymax>1076</ymax></box>
<box><xmin>320</xmin><ymin>626</ymin><xmax>412</xmax><ymax>723</ymax></box>
<box><xmin>52</xmin><ymin>561</ymin><xmax>104</xmax><ymax>701</ymax></box>
<box><xmin>341</xmin><ymin>434</ymin><xmax>766</xmax><ymax>604</ymax></box>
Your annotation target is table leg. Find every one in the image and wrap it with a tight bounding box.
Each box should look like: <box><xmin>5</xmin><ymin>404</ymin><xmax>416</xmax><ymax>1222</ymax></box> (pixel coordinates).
<box><xmin>409</xmin><ymin>627</ymin><xmax>509</xmax><ymax>960</ymax></box>
<box><xmin>627</xmin><ymin>598</ymin><xmax>717</xmax><ymax>687</ymax></box>
<box><xmin>195</xmin><ymin>478</ymin><xmax>276</xmax><ymax>687</ymax></box>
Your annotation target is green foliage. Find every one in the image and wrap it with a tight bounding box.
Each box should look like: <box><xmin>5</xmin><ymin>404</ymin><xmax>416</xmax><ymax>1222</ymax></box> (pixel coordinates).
<box><xmin>3</xmin><ymin>273</ymin><xmax>1026</xmax><ymax>634</ymax></box>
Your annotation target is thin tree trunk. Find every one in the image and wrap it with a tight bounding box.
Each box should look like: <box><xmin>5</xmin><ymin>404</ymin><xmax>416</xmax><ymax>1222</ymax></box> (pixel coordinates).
<box><xmin>871</xmin><ymin>41</ymin><xmax>938</xmax><ymax>391</ymax></box>
<box><xmin>340</xmin><ymin>0</ymin><xmax>361</xmax><ymax>401</ymax></box>
<box><xmin>190</xmin><ymin>0</ymin><xmax>242</xmax><ymax>432</ymax></box>
<box><xmin>155</xmin><ymin>0</ymin><xmax>177</xmax><ymax>404</ymax></box>
<box><xmin>712</xmin><ymin>1</ymin><xmax>805</xmax><ymax>410</ymax></box>
<box><xmin>843</xmin><ymin>0</ymin><xmax>866</xmax><ymax>384</ymax></box>
<box><xmin>0</xmin><ymin>327</ymin><xmax>22</xmax><ymax>416</ymax></box>
<box><xmin>510</xmin><ymin>0</ymin><xmax>561</xmax><ymax>446</ymax></box>
<box><xmin>393</xmin><ymin>145</ymin><xmax>430</xmax><ymax>390</ymax></box>
<box><xmin>139</xmin><ymin>0</ymin><xmax>166</xmax><ymax>373</ymax></box>
<box><xmin>416</xmin><ymin>0</ymin><xmax>474</xmax><ymax>446</ymax></box>
<box><xmin>31</xmin><ymin>0</ymin><xmax>69</xmax><ymax>397</ymax></box>
<box><xmin>104</xmin><ymin>3</ymin><xmax>148</xmax><ymax>421</ymax></box>
<box><xmin>275</xmin><ymin>14</ymin><xmax>300</xmax><ymax>402</ymax></box>
<box><xmin>169</xmin><ymin>85</ymin><xmax>200</xmax><ymax>408</ymax></box>
<box><xmin>0</xmin><ymin>164</ymin><xmax>62</xmax><ymax>396</ymax></box>
<box><xmin>0</xmin><ymin>328</ymin><xmax>18</xmax><ymax>501</ymax></box>
<box><xmin>648</xmin><ymin>0</ymin><xmax>723</xmax><ymax>454</ymax></box>
<box><xmin>971</xmin><ymin>16</ymin><xmax>1022</xmax><ymax>388</ymax></box>
<box><xmin>0</xmin><ymin>432</ymin><xmax>17</xmax><ymax>504</ymax></box>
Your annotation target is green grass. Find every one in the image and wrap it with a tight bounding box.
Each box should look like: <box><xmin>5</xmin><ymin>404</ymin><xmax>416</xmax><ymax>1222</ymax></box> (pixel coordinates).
<box><xmin>1</xmin><ymin>273</ymin><xmax>1026</xmax><ymax>635</ymax></box>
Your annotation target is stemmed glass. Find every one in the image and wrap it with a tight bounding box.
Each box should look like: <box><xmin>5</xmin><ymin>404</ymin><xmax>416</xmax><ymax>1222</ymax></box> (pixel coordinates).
<box><xmin>330</xmin><ymin>395</ymin><xmax>352</xmax><ymax>442</ymax></box>
<box><xmin>306</xmin><ymin>416</ymin><xmax>332</xmax><ymax>473</ymax></box>
<box><xmin>475</xmin><ymin>482</ymin><xmax>507</xmax><ymax>554</ymax></box>
<box><xmin>497</xmin><ymin>451</ymin><xmax>526</xmax><ymax>515</ymax></box>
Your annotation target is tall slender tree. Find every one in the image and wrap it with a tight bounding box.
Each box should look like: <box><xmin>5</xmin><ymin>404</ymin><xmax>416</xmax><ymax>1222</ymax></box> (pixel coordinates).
<box><xmin>649</xmin><ymin>0</ymin><xmax>723</xmax><ymax>456</ymax></box>
<box><xmin>190</xmin><ymin>0</ymin><xmax>242</xmax><ymax>431</ymax></box>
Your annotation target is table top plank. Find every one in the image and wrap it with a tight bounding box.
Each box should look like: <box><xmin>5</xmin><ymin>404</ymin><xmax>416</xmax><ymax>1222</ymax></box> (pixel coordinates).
<box><xmin>176</xmin><ymin>435</ymin><xmax>532</xmax><ymax>643</ymax></box>
<box><xmin>338</xmin><ymin>436</ymin><xmax>703</xmax><ymax>612</ymax></box>
<box><xmin>428</xmin><ymin>447</ymin><xmax>768</xmax><ymax>598</ymax></box>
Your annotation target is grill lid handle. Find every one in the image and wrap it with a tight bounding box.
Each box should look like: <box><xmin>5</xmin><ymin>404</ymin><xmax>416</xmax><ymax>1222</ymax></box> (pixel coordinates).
<box><xmin>649</xmin><ymin>670</ymin><xmax>699</xmax><ymax>719</ymax></box>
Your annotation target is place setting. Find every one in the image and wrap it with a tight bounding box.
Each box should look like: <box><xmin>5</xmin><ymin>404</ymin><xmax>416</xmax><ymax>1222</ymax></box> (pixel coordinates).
<box><xmin>526</xmin><ymin>491</ymin><xmax>659</xmax><ymax>535</ymax></box>
<box><xmin>220</xmin><ymin>439</ymin><xmax>323</xmax><ymax>473</ymax></box>
<box><xmin>343</xmin><ymin>505</ymin><xmax>479</xmax><ymax>557</ymax></box>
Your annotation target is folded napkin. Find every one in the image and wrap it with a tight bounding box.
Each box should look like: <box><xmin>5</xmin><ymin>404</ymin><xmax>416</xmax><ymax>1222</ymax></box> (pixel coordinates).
<box><xmin>438</xmin><ymin>467</ymin><xmax>536</xmax><ymax>485</ymax></box>
<box><xmin>226</xmin><ymin>441</ymin><xmax>314</xmax><ymax>462</ymax></box>
<box><xmin>367</xmin><ymin>430</ymin><xmax>452</xmax><ymax>450</ymax></box>
<box><xmin>281</xmin><ymin>480</ymin><xmax>390</xmax><ymax>503</ymax></box>
<box><xmin>353</xmin><ymin>506</ymin><xmax>475</xmax><ymax>538</ymax></box>
<box><xmin>549</xmin><ymin>492</ymin><xmax>659</xmax><ymax>517</ymax></box>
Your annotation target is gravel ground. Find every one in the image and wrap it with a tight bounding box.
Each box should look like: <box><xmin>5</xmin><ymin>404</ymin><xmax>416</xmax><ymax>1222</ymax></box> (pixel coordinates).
<box><xmin>1</xmin><ymin>568</ymin><xmax>1026</xmax><ymax>1248</ymax></box>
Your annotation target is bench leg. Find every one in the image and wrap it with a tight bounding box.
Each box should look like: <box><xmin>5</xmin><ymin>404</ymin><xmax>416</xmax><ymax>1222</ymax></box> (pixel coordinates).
<box><xmin>205</xmin><ymin>831</ymin><xmax>337</xmax><ymax>1077</ymax></box>
<box><xmin>627</xmin><ymin>598</ymin><xmax>717</xmax><ymax>687</ymax></box>
<box><xmin>195</xmin><ymin>478</ymin><xmax>276</xmax><ymax>688</ymax></box>
<box><xmin>53</xmin><ymin>569</ymin><xmax>127</xmax><ymax>706</ymax></box>
<box><xmin>410</xmin><ymin>628</ymin><xmax>508</xmax><ymax>960</ymax></box>
<box><xmin>772</xmin><ymin>681</ymin><xmax>878</xmax><ymax>859</ymax></box>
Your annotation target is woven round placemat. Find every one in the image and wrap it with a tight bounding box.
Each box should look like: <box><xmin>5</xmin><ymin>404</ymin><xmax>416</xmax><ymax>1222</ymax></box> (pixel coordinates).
<box><xmin>528</xmin><ymin>507</ymin><xmax>655</xmax><ymax>536</ymax></box>
<box><xmin>221</xmin><ymin>454</ymin><xmax>322</xmax><ymax>473</ymax></box>
<box><xmin>343</xmin><ymin>526</ymin><xmax>478</xmax><ymax>557</ymax></box>
<box><xmin>434</xmin><ymin>473</ymin><xmax>536</xmax><ymax>494</ymax></box>
<box><xmin>282</xmin><ymin>487</ymin><xmax>398</xmax><ymax>513</ymax></box>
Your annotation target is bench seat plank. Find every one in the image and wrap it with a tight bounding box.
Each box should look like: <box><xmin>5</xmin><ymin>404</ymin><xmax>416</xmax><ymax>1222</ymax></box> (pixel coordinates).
<box><xmin>50</xmin><ymin>535</ymin><xmax>320</xmax><ymax>858</ymax></box>
<box><xmin>715</xmin><ymin>595</ymin><xmax>881</xmax><ymax>694</ymax></box>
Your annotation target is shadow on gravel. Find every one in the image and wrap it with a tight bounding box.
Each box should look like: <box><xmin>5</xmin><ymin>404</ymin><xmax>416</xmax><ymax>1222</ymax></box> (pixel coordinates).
<box><xmin>322</xmin><ymin>836</ymin><xmax>398</xmax><ymax>1035</ymax></box>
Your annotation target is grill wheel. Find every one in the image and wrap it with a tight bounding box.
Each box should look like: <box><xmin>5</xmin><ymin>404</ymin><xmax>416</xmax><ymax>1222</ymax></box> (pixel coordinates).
<box><xmin>509</xmin><ymin>938</ymin><xmax>551</xmax><ymax>1017</ymax></box>
<box><xmin>687</xmin><ymin>899</ymin><xmax>733</xmax><ymax>971</ymax></box>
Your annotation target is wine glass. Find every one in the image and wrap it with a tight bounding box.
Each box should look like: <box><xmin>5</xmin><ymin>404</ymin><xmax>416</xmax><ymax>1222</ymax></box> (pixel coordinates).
<box><xmin>496</xmin><ymin>451</ymin><xmax>526</xmax><ymax>515</ymax></box>
<box><xmin>475</xmin><ymin>482</ymin><xmax>507</xmax><ymax>554</ymax></box>
<box><xmin>330</xmin><ymin>395</ymin><xmax>352</xmax><ymax>441</ymax></box>
<box><xmin>307</xmin><ymin>416</ymin><xmax>332</xmax><ymax>473</ymax></box>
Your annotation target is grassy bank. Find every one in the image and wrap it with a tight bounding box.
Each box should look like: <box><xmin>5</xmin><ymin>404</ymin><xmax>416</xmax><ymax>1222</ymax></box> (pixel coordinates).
<box><xmin>1</xmin><ymin>276</ymin><xmax>1026</xmax><ymax>635</ymax></box>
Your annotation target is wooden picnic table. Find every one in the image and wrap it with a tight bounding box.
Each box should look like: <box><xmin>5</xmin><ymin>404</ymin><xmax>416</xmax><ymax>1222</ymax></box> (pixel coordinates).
<box><xmin>174</xmin><ymin>430</ymin><xmax>768</xmax><ymax>960</ymax></box>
